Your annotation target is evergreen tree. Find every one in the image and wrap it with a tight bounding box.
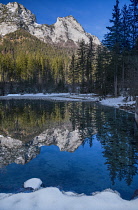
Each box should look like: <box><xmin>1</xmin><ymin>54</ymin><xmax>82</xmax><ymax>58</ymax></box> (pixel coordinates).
<box><xmin>69</xmin><ymin>53</ymin><xmax>77</xmax><ymax>92</ymax></box>
<box><xmin>85</xmin><ymin>37</ymin><xmax>95</xmax><ymax>92</ymax></box>
<box><xmin>77</xmin><ymin>39</ymin><xmax>87</xmax><ymax>93</ymax></box>
<box><xmin>121</xmin><ymin>4</ymin><xmax>131</xmax><ymax>51</ymax></box>
<box><xmin>103</xmin><ymin>0</ymin><xmax>122</xmax><ymax>51</ymax></box>
<box><xmin>95</xmin><ymin>46</ymin><xmax>113</xmax><ymax>95</ymax></box>
<box><xmin>128</xmin><ymin>0</ymin><xmax>138</xmax><ymax>48</ymax></box>
<box><xmin>120</xmin><ymin>4</ymin><xmax>131</xmax><ymax>93</ymax></box>
<box><xmin>103</xmin><ymin>0</ymin><xmax>122</xmax><ymax>96</ymax></box>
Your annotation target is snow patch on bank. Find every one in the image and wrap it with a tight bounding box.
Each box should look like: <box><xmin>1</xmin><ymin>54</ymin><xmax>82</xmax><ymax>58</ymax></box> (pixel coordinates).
<box><xmin>101</xmin><ymin>96</ymin><xmax>135</xmax><ymax>107</ymax></box>
<box><xmin>100</xmin><ymin>96</ymin><xmax>136</xmax><ymax>111</ymax></box>
<box><xmin>0</xmin><ymin>93</ymin><xmax>98</xmax><ymax>102</ymax></box>
<box><xmin>0</xmin><ymin>187</ymin><xmax>138</xmax><ymax>210</ymax></box>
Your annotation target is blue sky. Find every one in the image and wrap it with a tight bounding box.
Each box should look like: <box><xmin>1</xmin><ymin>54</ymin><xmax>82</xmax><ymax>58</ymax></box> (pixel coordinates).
<box><xmin>1</xmin><ymin>0</ymin><xmax>131</xmax><ymax>40</ymax></box>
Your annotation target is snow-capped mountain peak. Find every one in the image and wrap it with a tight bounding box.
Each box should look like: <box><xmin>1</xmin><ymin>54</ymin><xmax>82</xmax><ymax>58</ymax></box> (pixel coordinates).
<box><xmin>0</xmin><ymin>2</ymin><xmax>101</xmax><ymax>46</ymax></box>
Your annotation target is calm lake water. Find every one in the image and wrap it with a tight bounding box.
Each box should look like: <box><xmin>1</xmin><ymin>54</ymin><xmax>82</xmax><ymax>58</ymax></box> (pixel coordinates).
<box><xmin>0</xmin><ymin>100</ymin><xmax>138</xmax><ymax>200</ymax></box>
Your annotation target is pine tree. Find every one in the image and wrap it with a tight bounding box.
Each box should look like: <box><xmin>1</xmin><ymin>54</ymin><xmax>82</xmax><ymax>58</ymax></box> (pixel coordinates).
<box><xmin>85</xmin><ymin>37</ymin><xmax>95</xmax><ymax>92</ymax></box>
<box><xmin>103</xmin><ymin>0</ymin><xmax>122</xmax><ymax>96</ymax></box>
<box><xmin>123</xmin><ymin>0</ymin><xmax>138</xmax><ymax>99</ymax></box>
<box><xmin>77</xmin><ymin>39</ymin><xmax>87</xmax><ymax>93</ymax></box>
<box><xmin>120</xmin><ymin>4</ymin><xmax>131</xmax><ymax>93</ymax></box>
<box><xmin>103</xmin><ymin>0</ymin><xmax>122</xmax><ymax>52</ymax></box>
<box><xmin>128</xmin><ymin>0</ymin><xmax>138</xmax><ymax>48</ymax></box>
<box><xmin>69</xmin><ymin>53</ymin><xmax>77</xmax><ymax>92</ymax></box>
<box><xmin>121</xmin><ymin>4</ymin><xmax>131</xmax><ymax>51</ymax></box>
<box><xmin>95</xmin><ymin>46</ymin><xmax>112</xmax><ymax>95</ymax></box>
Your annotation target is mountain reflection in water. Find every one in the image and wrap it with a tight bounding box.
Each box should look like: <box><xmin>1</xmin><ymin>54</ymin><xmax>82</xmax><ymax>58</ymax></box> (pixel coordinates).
<box><xmin>0</xmin><ymin>100</ymin><xmax>138</xmax><ymax>199</ymax></box>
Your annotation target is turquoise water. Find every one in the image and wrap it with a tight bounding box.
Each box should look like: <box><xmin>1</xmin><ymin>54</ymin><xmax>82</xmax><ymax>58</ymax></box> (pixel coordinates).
<box><xmin>0</xmin><ymin>100</ymin><xmax>138</xmax><ymax>200</ymax></box>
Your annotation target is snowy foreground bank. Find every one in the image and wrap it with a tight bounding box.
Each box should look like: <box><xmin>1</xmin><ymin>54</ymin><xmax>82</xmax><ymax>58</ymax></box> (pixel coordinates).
<box><xmin>0</xmin><ymin>186</ymin><xmax>138</xmax><ymax>210</ymax></box>
<box><xmin>0</xmin><ymin>178</ymin><xmax>138</xmax><ymax>210</ymax></box>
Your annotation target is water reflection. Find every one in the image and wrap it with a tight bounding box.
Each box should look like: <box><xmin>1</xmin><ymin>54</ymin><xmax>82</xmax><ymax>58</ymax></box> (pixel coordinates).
<box><xmin>94</xmin><ymin>107</ymin><xmax>138</xmax><ymax>186</ymax></box>
<box><xmin>0</xmin><ymin>100</ymin><xmax>138</xmax><ymax>192</ymax></box>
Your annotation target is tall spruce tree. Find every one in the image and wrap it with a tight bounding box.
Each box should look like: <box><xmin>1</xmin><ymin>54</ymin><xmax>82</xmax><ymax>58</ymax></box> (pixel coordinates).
<box><xmin>103</xmin><ymin>0</ymin><xmax>122</xmax><ymax>96</ymax></box>
<box><xmin>77</xmin><ymin>39</ymin><xmax>87</xmax><ymax>93</ymax></box>
<box><xmin>128</xmin><ymin>0</ymin><xmax>138</xmax><ymax>48</ymax></box>
<box><xmin>123</xmin><ymin>0</ymin><xmax>138</xmax><ymax>99</ymax></box>
<box><xmin>69</xmin><ymin>53</ymin><xmax>76</xmax><ymax>92</ymax></box>
<box><xmin>121</xmin><ymin>4</ymin><xmax>131</xmax><ymax>51</ymax></box>
<box><xmin>95</xmin><ymin>45</ymin><xmax>113</xmax><ymax>95</ymax></box>
<box><xmin>120</xmin><ymin>4</ymin><xmax>131</xmax><ymax>92</ymax></box>
<box><xmin>103</xmin><ymin>0</ymin><xmax>122</xmax><ymax>51</ymax></box>
<box><xmin>85</xmin><ymin>37</ymin><xmax>94</xmax><ymax>92</ymax></box>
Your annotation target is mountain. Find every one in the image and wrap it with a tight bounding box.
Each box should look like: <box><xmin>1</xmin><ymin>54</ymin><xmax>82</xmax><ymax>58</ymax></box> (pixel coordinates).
<box><xmin>0</xmin><ymin>2</ymin><xmax>100</xmax><ymax>47</ymax></box>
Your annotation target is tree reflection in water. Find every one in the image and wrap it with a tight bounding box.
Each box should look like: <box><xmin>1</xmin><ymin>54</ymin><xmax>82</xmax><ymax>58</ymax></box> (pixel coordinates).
<box><xmin>0</xmin><ymin>100</ymin><xmax>138</xmax><ymax>188</ymax></box>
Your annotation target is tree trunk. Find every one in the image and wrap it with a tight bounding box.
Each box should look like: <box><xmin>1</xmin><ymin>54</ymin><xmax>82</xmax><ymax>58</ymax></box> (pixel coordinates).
<box><xmin>135</xmin><ymin>96</ymin><xmax>138</xmax><ymax>124</ymax></box>
<box><xmin>114</xmin><ymin>58</ymin><xmax>118</xmax><ymax>97</ymax></box>
<box><xmin>122</xmin><ymin>57</ymin><xmax>125</xmax><ymax>93</ymax></box>
<box><xmin>114</xmin><ymin>72</ymin><xmax>118</xmax><ymax>97</ymax></box>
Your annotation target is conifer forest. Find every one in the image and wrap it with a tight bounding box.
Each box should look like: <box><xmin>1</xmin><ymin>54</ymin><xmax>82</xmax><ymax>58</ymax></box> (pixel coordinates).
<box><xmin>0</xmin><ymin>0</ymin><xmax>137</xmax><ymax>98</ymax></box>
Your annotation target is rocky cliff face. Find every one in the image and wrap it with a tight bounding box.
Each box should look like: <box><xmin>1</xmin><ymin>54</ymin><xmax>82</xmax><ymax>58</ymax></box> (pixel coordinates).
<box><xmin>0</xmin><ymin>2</ymin><xmax>36</xmax><ymax>35</ymax></box>
<box><xmin>0</xmin><ymin>2</ymin><xmax>100</xmax><ymax>46</ymax></box>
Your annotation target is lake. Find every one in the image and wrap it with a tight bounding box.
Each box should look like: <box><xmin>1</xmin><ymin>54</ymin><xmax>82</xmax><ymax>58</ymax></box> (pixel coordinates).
<box><xmin>0</xmin><ymin>99</ymin><xmax>138</xmax><ymax>200</ymax></box>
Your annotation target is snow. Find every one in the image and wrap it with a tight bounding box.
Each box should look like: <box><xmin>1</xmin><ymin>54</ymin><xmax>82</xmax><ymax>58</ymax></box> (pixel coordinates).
<box><xmin>0</xmin><ymin>187</ymin><xmax>138</xmax><ymax>210</ymax></box>
<box><xmin>0</xmin><ymin>93</ymin><xmax>99</xmax><ymax>102</ymax></box>
<box><xmin>100</xmin><ymin>96</ymin><xmax>135</xmax><ymax>109</ymax></box>
<box><xmin>6</xmin><ymin>93</ymin><xmax>69</xmax><ymax>97</ymax></box>
<box><xmin>24</xmin><ymin>178</ymin><xmax>42</xmax><ymax>190</ymax></box>
<box><xmin>0</xmin><ymin>94</ymin><xmax>136</xmax><ymax>111</ymax></box>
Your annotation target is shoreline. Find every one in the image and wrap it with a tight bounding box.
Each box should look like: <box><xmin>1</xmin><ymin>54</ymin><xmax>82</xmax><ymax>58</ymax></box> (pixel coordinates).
<box><xmin>0</xmin><ymin>93</ymin><xmax>136</xmax><ymax>113</ymax></box>
<box><xmin>0</xmin><ymin>93</ymin><xmax>98</xmax><ymax>102</ymax></box>
<box><xmin>0</xmin><ymin>186</ymin><xmax>138</xmax><ymax>210</ymax></box>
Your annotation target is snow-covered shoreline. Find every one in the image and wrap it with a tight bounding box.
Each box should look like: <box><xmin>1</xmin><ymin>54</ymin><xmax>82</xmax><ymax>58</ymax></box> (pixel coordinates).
<box><xmin>100</xmin><ymin>96</ymin><xmax>136</xmax><ymax>113</ymax></box>
<box><xmin>0</xmin><ymin>186</ymin><xmax>138</xmax><ymax>210</ymax></box>
<box><xmin>0</xmin><ymin>93</ymin><xmax>136</xmax><ymax>113</ymax></box>
<box><xmin>0</xmin><ymin>93</ymin><xmax>99</xmax><ymax>102</ymax></box>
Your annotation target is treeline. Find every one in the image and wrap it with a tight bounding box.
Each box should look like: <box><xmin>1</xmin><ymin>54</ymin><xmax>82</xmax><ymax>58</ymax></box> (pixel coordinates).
<box><xmin>69</xmin><ymin>0</ymin><xmax>138</xmax><ymax>98</ymax></box>
<box><xmin>0</xmin><ymin>29</ymin><xmax>72</xmax><ymax>95</ymax></box>
<box><xmin>68</xmin><ymin>37</ymin><xmax>96</xmax><ymax>93</ymax></box>
<box><xmin>98</xmin><ymin>0</ymin><xmax>138</xmax><ymax>98</ymax></box>
<box><xmin>0</xmin><ymin>0</ymin><xmax>137</xmax><ymax>96</ymax></box>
